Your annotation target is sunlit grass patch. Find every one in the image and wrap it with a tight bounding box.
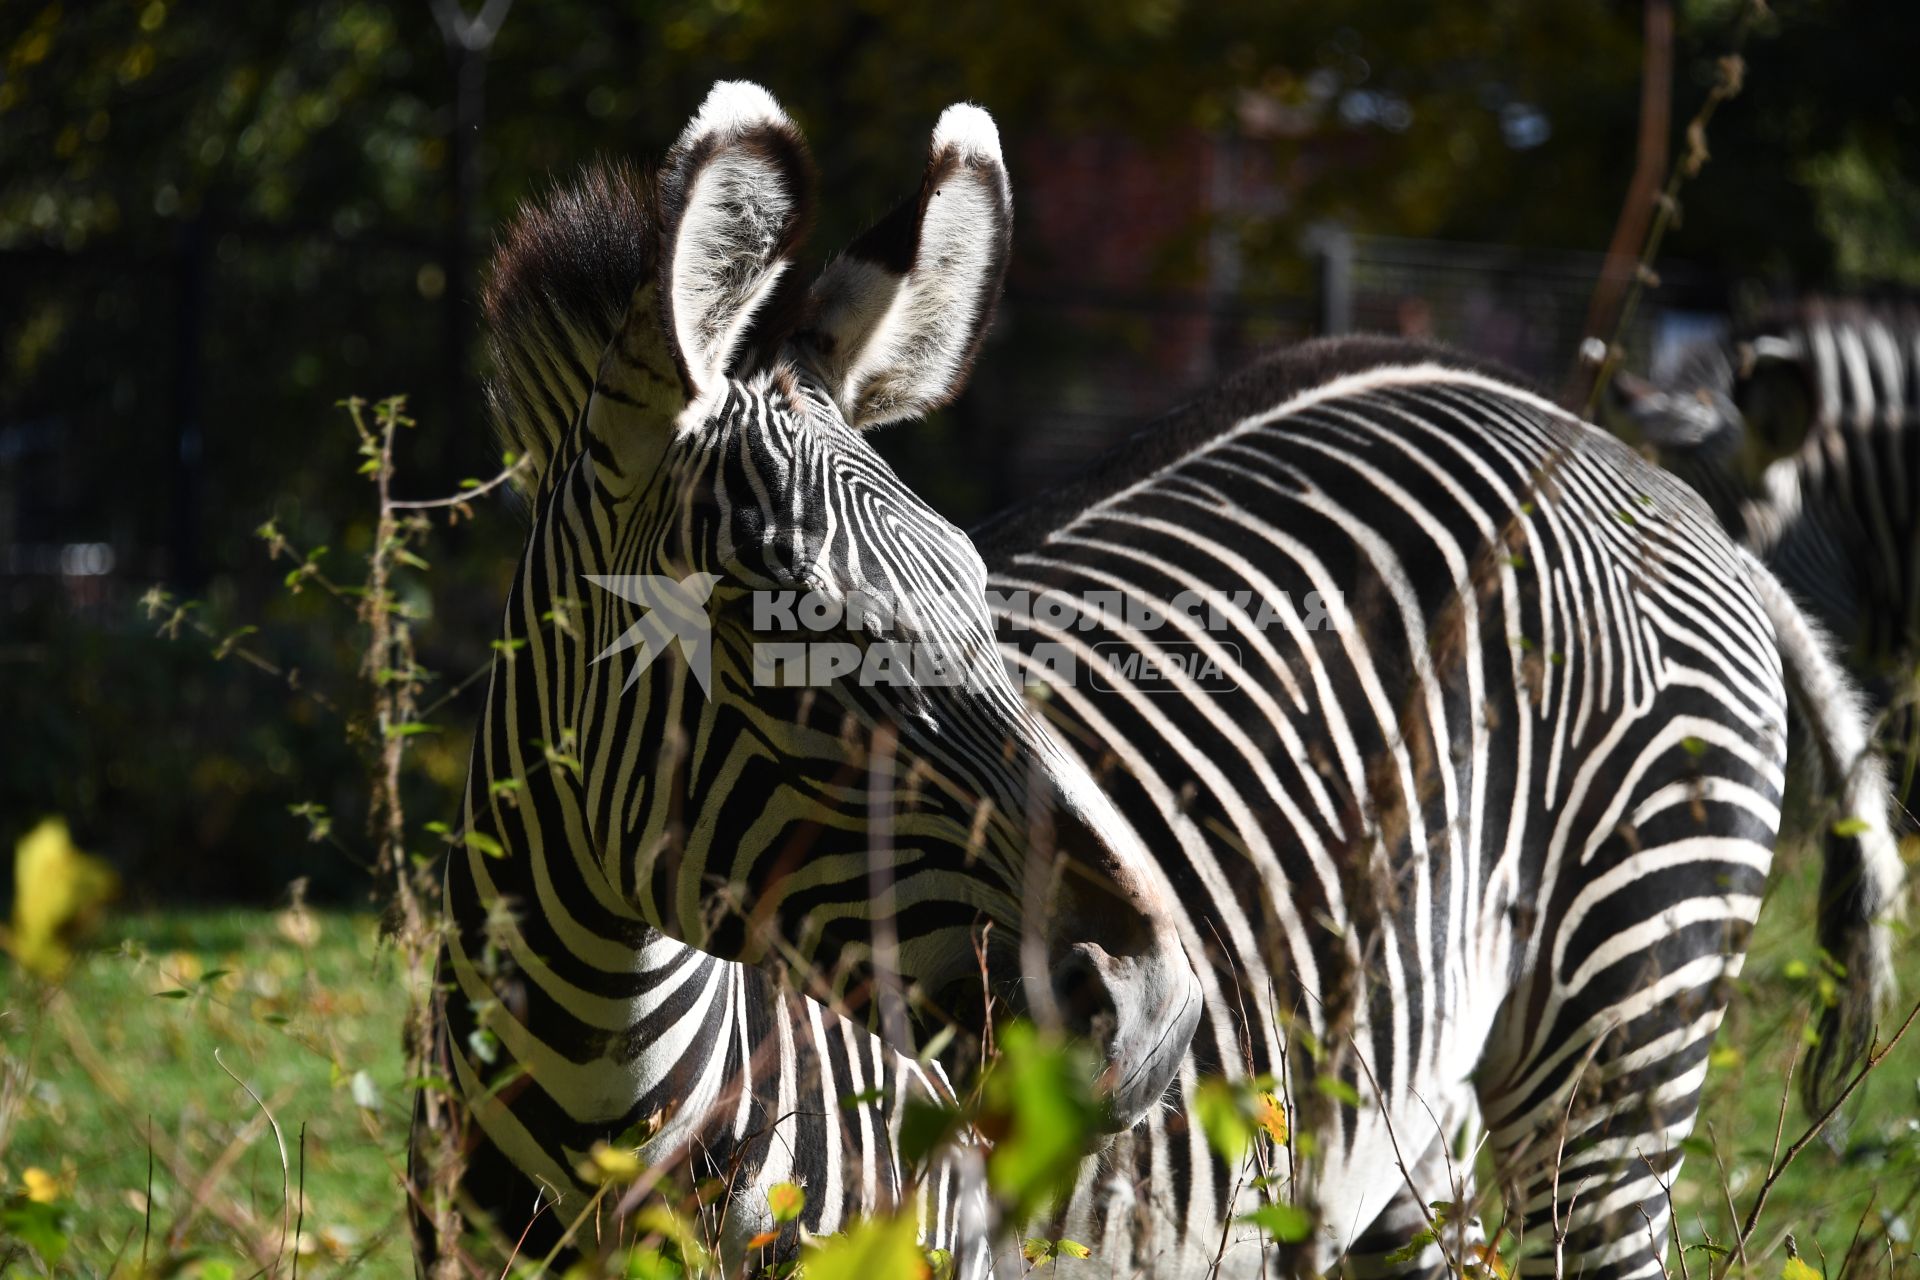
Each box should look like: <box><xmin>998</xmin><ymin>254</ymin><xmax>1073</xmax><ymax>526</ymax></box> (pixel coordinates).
<box><xmin>1674</xmin><ymin>849</ymin><xmax>1920</xmax><ymax>1271</ymax></box>
<box><xmin>0</xmin><ymin>908</ymin><xmax>410</xmax><ymax>1275</ymax></box>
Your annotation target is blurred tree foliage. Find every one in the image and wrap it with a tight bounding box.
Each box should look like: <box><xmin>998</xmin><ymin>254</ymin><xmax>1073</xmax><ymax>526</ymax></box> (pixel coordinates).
<box><xmin>1</xmin><ymin>0</ymin><xmax>1913</xmax><ymax>902</ymax></box>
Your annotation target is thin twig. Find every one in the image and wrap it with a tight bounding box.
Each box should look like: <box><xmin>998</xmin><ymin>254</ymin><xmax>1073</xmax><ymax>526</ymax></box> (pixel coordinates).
<box><xmin>292</xmin><ymin>1123</ymin><xmax>306</xmax><ymax>1280</ymax></box>
<box><xmin>143</xmin><ymin>1115</ymin><xmax>155</xmax><ymax>1273</ymax></box>
<box><xmin>387</xmin><ymin>457</ymin><xmax>529</xmax><ymax>510</ymax></box>
<box><xmin>1721</xmin><ymin>996</ymin><xmax>1920</xmax><ymax>1276</ymax></box>
<box><xmin>1349</xmin><ymin>1034</ymin><xmax>1458</xmax><ymax>1274</ymax></box>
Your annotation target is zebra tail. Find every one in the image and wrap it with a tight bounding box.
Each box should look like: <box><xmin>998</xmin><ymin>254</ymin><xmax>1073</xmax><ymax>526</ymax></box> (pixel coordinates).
<box><xmin>1741</xmin><ymin>548</ymin><xmax>1908</xmax><ymax>1116</ymax></box>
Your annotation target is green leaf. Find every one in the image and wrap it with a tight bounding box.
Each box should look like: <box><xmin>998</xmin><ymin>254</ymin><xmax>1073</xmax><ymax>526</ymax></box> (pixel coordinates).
<box><xmin>464</xmin><ymin>831</ymin><xmax>506</xmax><ymax>859</ymax></box>
<box><xmin>1238</xmin><ymin>1202</ymin><xmax>1313</xmax><ymax>1243</ymax></box>
<box><xmin>899</xmin><ymin>1097</ymin><xmax>963</xmax><ymax>1168</ymax></box>
<box><xmin>1</xmin><ymin>1198</ymin><xmax>70</xmax><ymax>1265</ymax></box>
<box><xmin>383</xmin><ymin>721</ymin><xmax>441</xmax><ymax>737</ymax></box>
<box><xmin>1314</xmin><ymin>1074</ymin><xmax>1362</xmax><ymax>1108</ymax></box>
<box><xmin>154</xmin><ymin>988</ymin><xmax>190</xmax><ymax>999</ymax></box>
<box><xmin>801</xmin><ymin>1212</ymin><xmax>922</xmax><ymax>1280</ymax></box>
<box><xmin>1831</xmin><ymin>816</ymin><xmax>1872</xmax><ymax>837</ymax></box>
<box><xmin>1384</xmin><ymin>1227</ymin><xmax>1437</xmax><ymax>1264</ymax></box>
<box><xmin>1055</xmin><ymin>1239</ymin><xmax>1092</xmax><ymax>1259</ymax></box>
<box><xmin>981</xmin><ymin>1022</ymin><xmax>1104</xmax><ymax>1222</ymax></box>
<box><xmin>1193</xmin><ymin>1077</ymin><xmax>1253</xmax><ymax>1162</ymax></box>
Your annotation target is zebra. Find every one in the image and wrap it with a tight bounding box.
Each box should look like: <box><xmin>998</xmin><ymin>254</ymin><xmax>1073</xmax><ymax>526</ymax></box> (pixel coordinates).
<box><xmin>969</xmin><ymin>339</ymin><xmax>1904</xmax><ymax>1276</ymax></box>
<box><xmin>1607</xmin><ymin>298</ymin><xmax>1920</xmax><ymax>675</ymax></box>
<box><xmin>415</xmin><ymin>84</ymin><xmax>1198</xmax><ymax>1275</ymax></box>
<box><xmin>1606</xmin><ymin>297</ymin><xmax>1920</xmax><ymax>865</ymax></box>
<box><xmin>423</xmin><ymin>82</ymin><xmax>1904</xmax><ymax>1278</ymax></box>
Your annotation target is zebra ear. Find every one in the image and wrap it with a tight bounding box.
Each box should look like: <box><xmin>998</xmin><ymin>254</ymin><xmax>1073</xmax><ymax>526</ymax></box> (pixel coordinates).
<box><xmin>1734</xmin><ymin>337</ymin><xmax>1816</xmax><ymax>459</ymax></box>
<box><xmin>798</xmin><ymin>103</ymin><xmax>1013</xmax><ymax>430</ymax></box>
<box><xmin>656</xmin><ymin>81</ymin><xmax>814</xmax><ymax>398</ymax></box>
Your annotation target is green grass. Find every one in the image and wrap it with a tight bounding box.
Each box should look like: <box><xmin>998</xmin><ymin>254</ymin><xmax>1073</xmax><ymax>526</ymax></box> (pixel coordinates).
<box><xmin>1</xmin><ymin>910</ymin><xmax>410</xmax><ymax>1276</ymax></box>
<box><xmin>1673</xmin><ymin>847</ymin><xmax>1920</xmax><ymax>1272</ymax></box>
<box><xmin>1</xmin><ymin>855</ymin><xmax>1915</xmax><ymax>1278</ymax></box>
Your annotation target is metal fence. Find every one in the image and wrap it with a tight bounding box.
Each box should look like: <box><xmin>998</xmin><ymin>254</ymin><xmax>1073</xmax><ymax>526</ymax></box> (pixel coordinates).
<box><xmin>0</xmin><ymin>228</ymin><xmax>1729</xmax><ymax>618</ymax></box>
<box><xmin>956</xmin><ymin>232</ymin><xmax>1727</xmax><ymax>516</ymax></box>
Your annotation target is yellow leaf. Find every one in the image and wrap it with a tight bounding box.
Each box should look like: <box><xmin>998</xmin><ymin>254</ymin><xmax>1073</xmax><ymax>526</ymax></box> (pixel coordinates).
<box><xmin>1468</xmin><ymin>1243</ymin><xmax>1511</xmax><ymax>1280</ymax></box>
<box><xmin>1783</xmin><ymin>1258</ymin><xmax>1822</xmax><ymax>1280</ymax></box>
<box><xmin>22</xmin><ymin>1166</ymin><xmax>62</xmax><ymax>1204</ymax></box>
<box><xmin>1254</xmin><ymin>1091</ymin><xmax>1289</xmax><ymax>1144</ymax></box>
<box><xmin>8</xmin><ymin>817</ymin><xmax>119</xmax><ymax>980</ymax></box>
<box><xmin>580</xmin><ymin>1141</ymin><xmax>644</xmax><ymax>1183</ymax></box>
<box><xmin>767</xmin><ymin>1180</ymin><xmax>805</xmax><ymax>1223</ymax></box>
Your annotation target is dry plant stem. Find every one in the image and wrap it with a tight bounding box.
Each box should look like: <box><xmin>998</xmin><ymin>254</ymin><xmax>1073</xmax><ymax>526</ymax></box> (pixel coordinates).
<box><xmin>293</xmin><ymin>1123</ymin><xmax>307</xmax><ymax>1280</ymax></box>
<box><xmin>143</xmin><ymin>1116</ymin><xmax>155</xmax><ymax>1273</ymax></box>
<box><xmin>215</xmin><ymin>1048</ymin><xmax>292</xmax><ymax>1269</ymax></box>
<box><xmin>867</xmin><ymin>723</ymin><xmax>910</xmax><ymax>1054</ymax></box>
<box><xmin>1718</xmin><ymin>996</ymin><xmax>1920</xmax><ymax>1278</ymax></box>
<box><xmin>1578</xmin><ymin>0</ymin><xmax>1767</xmax><ymax>418</ymax></box>
<box><xmin>1704</xmin><ymin>1122</ymin><xmax>1748</xmax><ymax>1273</ymax></box>
<box><xmin>1349</xmin><ymin>1034</ymin><xmax>1458</xmax><ymax>1274</ymax></box>
<box><xmin>345</xmin><ymin>396</ymin><xmax>467</xmax><ymax>1276</ymax></box>
<box><xmin>1575</xmin><ymin>0</ymin><xmax>1673</xmax><ymax>387</ymax></box>
<box><xmin>1548</xmin><ymin>1032</ymin><xmax>1611</xmax><ymax>1270</ymax></box>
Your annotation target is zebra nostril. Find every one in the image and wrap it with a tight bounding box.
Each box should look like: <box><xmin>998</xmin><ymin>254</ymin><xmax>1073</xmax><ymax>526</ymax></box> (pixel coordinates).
<box><xmin>1052</xmin><ymin>945</ymin><xmax>1118</xmax><ymax>1043</ymax></box>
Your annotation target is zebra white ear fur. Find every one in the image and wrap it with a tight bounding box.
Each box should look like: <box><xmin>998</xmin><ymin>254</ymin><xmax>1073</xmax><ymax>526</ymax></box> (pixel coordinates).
<box><xmin>799</xmin><ymin>103</ymin><xmax>1013</xmax><ymax>430</ymax></box>
<box><xmin>656</xmin><ymin>81</ymin><xmax>814</xmax><ymax>397</ymax></box>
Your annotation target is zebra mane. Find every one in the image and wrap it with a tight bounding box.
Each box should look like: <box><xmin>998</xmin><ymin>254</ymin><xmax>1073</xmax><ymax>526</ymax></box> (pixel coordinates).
<box><xmin>483</xmin><ymin>160</ymin><xmax>659</xmax><ymax>494</ymax></box>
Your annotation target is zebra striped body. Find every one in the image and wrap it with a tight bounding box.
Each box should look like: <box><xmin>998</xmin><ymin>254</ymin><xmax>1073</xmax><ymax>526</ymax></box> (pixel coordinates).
<box><xmin>978</xmin><ymin>344</ymin><xmax>1839</xmax><ymax>1276</ymax></box>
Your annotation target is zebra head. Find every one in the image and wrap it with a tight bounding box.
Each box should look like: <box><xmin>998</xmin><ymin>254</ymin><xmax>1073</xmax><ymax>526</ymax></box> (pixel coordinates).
<box><xmin>564</xmin><ymin>82</ymin><xmax>1200</xmax><ymax>1128</ymax></box>
<box><xmin>1605</xmin><ymin>333</ymin><xmax>1818</xmax><ymax>533</ymax></box>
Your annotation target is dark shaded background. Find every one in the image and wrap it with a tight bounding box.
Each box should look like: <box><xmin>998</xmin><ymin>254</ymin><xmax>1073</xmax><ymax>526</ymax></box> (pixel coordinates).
<box><xmin>4</xmin><ymin>0</ymin><xmax>1916</xmax><ymax>905</ymax></box>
